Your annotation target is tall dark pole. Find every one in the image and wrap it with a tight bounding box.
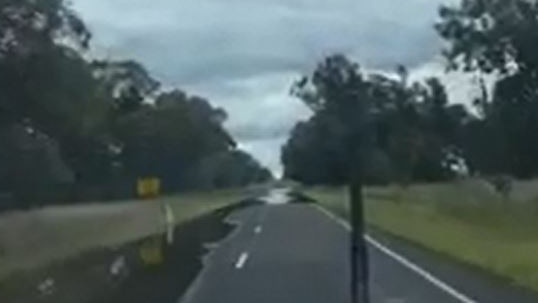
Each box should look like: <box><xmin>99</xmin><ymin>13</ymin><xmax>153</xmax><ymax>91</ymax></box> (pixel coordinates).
<box><xmin>349</xmin><ymin>144</ymin><xmax>370</xmax><ymax>303</ymax></box>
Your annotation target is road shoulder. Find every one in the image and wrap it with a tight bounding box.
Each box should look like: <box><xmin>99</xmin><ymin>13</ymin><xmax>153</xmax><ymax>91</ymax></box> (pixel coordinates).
<box><xmin>315</xmin><ymin>204</ymin><xmax>538</xmax><ymax>303</ymax></box>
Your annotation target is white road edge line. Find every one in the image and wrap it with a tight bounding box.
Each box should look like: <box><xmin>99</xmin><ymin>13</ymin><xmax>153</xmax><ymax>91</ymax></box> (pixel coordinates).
<box><xmin>254</xmin><ymin>226</ymin><xmax>262</xmax><ymax>234</ymax></box>
<box><xmin>313</xmin><ymin>205</ymin><xmax>479</xmax><ymax>303</ymax></box>
<box><xmin>235</xmin><ymin>252</ymin><xmax>249</xmax><ymax>269</ymax></box>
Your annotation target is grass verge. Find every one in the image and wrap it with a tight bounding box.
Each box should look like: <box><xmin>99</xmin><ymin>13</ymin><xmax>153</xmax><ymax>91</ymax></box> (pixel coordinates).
<box><xmin>0</xmin><ymin>187</ymin><xmax>255</xmax><ymax>280</ymax></box>
<box><xmin>306</xmin><ymin>181</ymin><xmax>538</xmax><ymax>292</ymax></box>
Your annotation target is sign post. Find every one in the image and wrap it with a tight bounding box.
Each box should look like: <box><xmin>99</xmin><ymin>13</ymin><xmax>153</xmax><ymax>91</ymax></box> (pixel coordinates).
<box><xmin>136</xmin><ymin>176</ymin><xmax>169</xmax><ymax>266</ymax></box>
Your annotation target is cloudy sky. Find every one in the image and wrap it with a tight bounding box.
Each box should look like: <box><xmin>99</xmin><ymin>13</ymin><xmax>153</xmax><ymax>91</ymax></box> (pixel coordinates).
<box><xmin>72</xmin><ymin>0</ymin><xmax>476</xmax><ymax>176</ymax></box>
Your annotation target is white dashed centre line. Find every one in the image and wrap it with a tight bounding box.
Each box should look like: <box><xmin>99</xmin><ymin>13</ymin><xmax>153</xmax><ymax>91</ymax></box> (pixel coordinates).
<box><xmin>254</xmin><ymin>226</ymin><xmax>262</xmax><ymax>234</ymax></box>
<box><xmin>235</xmin><ymin>252</ymin><xmax>249</xmax><ymax>269</ymax></box>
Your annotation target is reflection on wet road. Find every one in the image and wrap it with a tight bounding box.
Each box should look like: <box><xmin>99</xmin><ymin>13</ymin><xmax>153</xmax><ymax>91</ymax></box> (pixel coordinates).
<box><xmin>261</xmin><ymin>188</ymin><xmax>290</xmax><ymax>205</ymax></box>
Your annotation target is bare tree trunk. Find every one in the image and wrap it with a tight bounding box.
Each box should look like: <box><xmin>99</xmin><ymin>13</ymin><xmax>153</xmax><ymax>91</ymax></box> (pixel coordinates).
<box><xmin>349</xmin><ymin>150</ymin><xmax>370</xmax><ymax>303</ymax></box>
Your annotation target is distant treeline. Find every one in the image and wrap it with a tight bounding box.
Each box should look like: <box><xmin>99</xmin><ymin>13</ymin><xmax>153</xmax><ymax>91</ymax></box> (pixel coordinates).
<box><xmin>0</xmin><ymin>0</ymin><xmax>271</xmax><ymax>210</ymax></box>
<box><xmin>283</xmin><ymin>0</ymin><xmax>538</xmax><ymax>186</ymax></box>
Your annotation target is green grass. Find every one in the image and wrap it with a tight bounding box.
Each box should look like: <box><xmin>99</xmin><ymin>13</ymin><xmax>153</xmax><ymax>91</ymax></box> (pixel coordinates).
<box><xmin>307</xmin><ymin>181</ymin><xmax>538</xmax><ymax>292</ymax></box>
<box><xmin>0</xmin><ymin>187</ymin><xmax>253</xmax><ymax>280</ymax></box>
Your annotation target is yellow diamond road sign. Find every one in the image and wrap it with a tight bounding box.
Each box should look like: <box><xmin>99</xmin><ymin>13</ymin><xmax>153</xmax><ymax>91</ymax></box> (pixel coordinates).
<box><xmin>137</xmin><ymin>177</ymin><xmax>161</xmax><ymax>199</ymax></box>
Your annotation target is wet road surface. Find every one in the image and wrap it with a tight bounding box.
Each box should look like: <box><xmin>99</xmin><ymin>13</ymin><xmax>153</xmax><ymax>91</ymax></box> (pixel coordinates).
<box><xmin>179</xmin><ymin>189</ymin><xmax>538</xmax><ymax>303</ymax></box>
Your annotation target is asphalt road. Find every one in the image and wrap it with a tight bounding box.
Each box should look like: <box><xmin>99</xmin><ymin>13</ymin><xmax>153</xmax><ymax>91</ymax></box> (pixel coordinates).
<box><xmin>179</xmin><ymin>194</ymin><xmax>538</xmax><ymax>303</ymax></box>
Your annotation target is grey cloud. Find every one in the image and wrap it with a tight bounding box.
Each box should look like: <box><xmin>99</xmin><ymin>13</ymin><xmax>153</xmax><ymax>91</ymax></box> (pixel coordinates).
<box><xmin>185</xmin><ymin>72</ymin><xmax>312</xmax><ymax>143</ymax></box>
<box><xmin>73</xmin><ymin>0</ymin><xmax>454</xmax><ymax>173</ymax></box>
<box><xmin>239</xmin><ymin>137</ymin><xmax>289</xmax><ymax>176</ymax></box>
<box><xmin>75</xmin><ymin>0</ymin><xmax>449</xmax><ymax>86</ymax></box>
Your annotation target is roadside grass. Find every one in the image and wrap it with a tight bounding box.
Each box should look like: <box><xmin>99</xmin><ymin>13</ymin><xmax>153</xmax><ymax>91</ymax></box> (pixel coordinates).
<box><xmin>306</xmin><ymin>180</ymin><xmax>538</xmax><ymax>292</ymax></box>
<box><xmin>0</xmin><ymin>187</ymin><xmax>253</xmax><ymax>281</ymax></box>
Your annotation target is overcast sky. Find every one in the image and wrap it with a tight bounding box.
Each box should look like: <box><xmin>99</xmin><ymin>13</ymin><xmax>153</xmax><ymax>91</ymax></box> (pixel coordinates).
<box><xmin>72</xmin><ymin>0</ymin><xmax>476</xmax><ymax>176</ymax></box>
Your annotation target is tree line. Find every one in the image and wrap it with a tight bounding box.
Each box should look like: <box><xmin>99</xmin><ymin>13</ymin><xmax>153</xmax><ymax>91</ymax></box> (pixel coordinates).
<box><xmin>282</xmin><ymin>0</ymin><xmax>538</xmax><ymax>185</ymax></box>
<box><xmin>0</xmin><ymin>0</ymin><xmax>272</xmax><ymax>210</ymax></box>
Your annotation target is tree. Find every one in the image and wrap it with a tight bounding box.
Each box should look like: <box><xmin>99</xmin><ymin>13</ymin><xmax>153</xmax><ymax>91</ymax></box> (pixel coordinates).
<box><xmin>194</xmin><ymin>150</ymin><xmax>272</xmax><ymax>189</ymax></box>
<box><xmin>290</xmin><ymin>54</ymin><xmax>372</xmax><ymax>303</ymax></box>
<box><xmin>0</xmin><ymin>1</ymin><xmax>275</xmax><ymax>209</ymax></box>
<box><xmin>436</xmin><ymin>0</ymin><xmax>538</xmax><ymax>177</ymax></box>
<box><xmin>281</xmin><ymin>116</ymin><xmax>349</xmax><ymax>184</ymax></box>
<box><xmin>92</xmin><ymin>60</ymin><xmax>160</xmax><ymax>115</ymax></box>
<box><xmin>436</xmin><ymin>0</ymin><xmax>538</xmax><ymax>74</ymax></box>
<box><xmin>0</xmin><ymin>0</ymin><xmax>120</xmax><ymax>201</ymax></box>
<box><xmin>114</xmin><ymin>89</ymin><xmax>238</xmax><ymax>191</ymax></box>
<box><xmin>284</xmin><ymin>57</ymin><xmax>468</xmax><ymax>185</ymax></box>
<box><xmin>284</xmin><ymin>54</ymin><xmax>479</xmax><ymax>301</ymax></box>
<box><xmin>0</xmin><ymin>0</ymin><xmax>91</xmax><ymax>126</ymax></box>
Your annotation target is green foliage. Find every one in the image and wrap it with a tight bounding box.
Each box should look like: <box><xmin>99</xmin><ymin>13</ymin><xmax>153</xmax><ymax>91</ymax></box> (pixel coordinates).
<box><xmin>91</xmin><ymin>60</ymin><xmax>160</xmax><ymax>115</ymax></box>
<box><xmin>193</xmin><ymin>150</ymin><xmax>272</xmax><ymax>189</ymax></box>
<box><xmin>286</xmin><ymin>0</ymin><xmax>538</xmax><ymax>184</ymax></box>
<box><xmin>437</xmin><ymin>0</ymin><xmax>538</xmax><ymax>178</ymax></box>
<box><xmin>284</xmin><ymin>54</ymin><xmax>470</xmax><ymax>185</ymax></box>
<box><xmin>114</xmin><ymin>90</ymin><xmax>254</xmax><ymax>192</ymax></box>
<box><xmin>436</xmin><ymin>0</ymin><xmax>538</xmax><ymax>74</ymax></box>
<box><xmin>0</xmin><ymin>0</ymin><xmax>271</xmax><ymax>210</ymax></box>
